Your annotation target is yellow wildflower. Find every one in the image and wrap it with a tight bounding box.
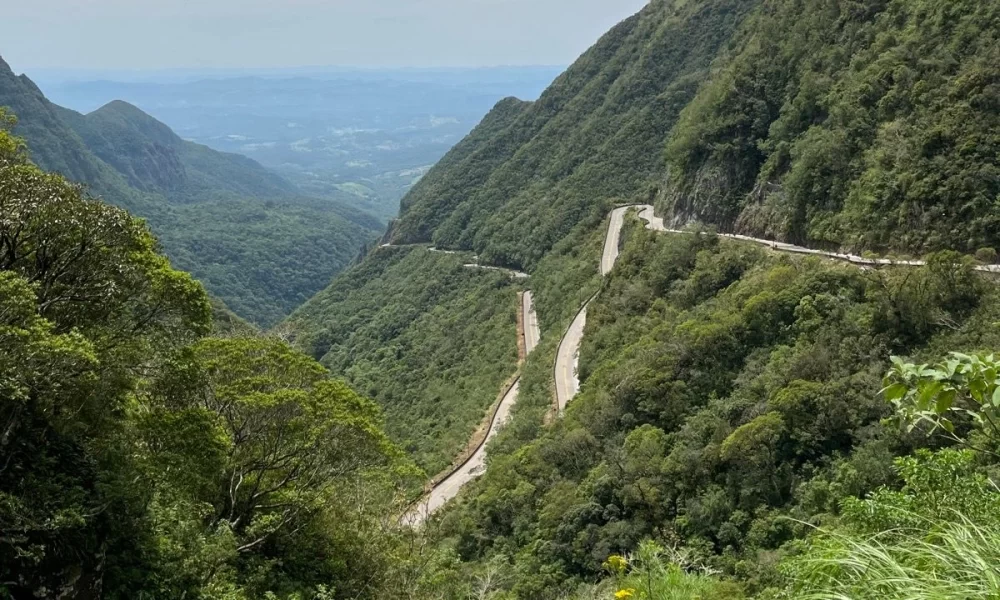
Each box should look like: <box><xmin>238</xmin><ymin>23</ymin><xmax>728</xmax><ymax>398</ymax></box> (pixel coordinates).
<box><xmin>614</xmin><ymin>589</ymin><xmax>635</xmax><ymax>599</ymax></box>
<box><xmin>603</xmin><ymin>554</ymin><xmax>629</xmax><ymax>574</ymax></box>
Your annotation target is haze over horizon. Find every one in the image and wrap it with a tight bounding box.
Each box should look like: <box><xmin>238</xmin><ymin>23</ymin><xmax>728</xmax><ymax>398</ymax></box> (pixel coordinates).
<box><xmin>5</xmin><ymin>0</ymin><xmax>649</xmax><ymax>72</ymax></box>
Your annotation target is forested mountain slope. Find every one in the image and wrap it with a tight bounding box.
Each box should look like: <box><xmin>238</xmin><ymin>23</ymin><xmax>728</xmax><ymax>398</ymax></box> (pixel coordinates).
<box><xmin>0</xmin><ymin>117</ymin><xmax>441</xmax><ymax>598</ymax></box>
<box><xmin>292</xmin><ymin>0</ymin><xmax>763</xmax><ymax>506</ymax></box>
<box><xmin>661</xmin><ymin>0</ymin><xmax>1000</xmax><ymax>255</ymax></box>
<box><xmin>394</xmin><ymin>0</ymin><xmax>1000</xmax><ymax>263</ymax></box>
<box><xmin>389</xmin><ymin>0</ymin><xmax>761</xmax><ymax>269</ymax></box>
<box><xmin>287</xmin><ymin>0</ymin><xmax>1000</xmax><ymax>597</ymax></box>
<box><xmin>0</xmin><ymin>57</ymin><xmax>142</xmax><ymax>209</ymax></box>
<box><xmin>56</xmin><ymin>99</ymin><xmax>298</xmax><ymax>201</ymax></box>
<box><xmin>287</xmin><ymin>246</ymin><xmax>521</xmax><ymax>474</ymax></box>
<box><xmin>0</xmin><ymin>56</ymin><xmax>379</xmax><ymax>325</ymax></box>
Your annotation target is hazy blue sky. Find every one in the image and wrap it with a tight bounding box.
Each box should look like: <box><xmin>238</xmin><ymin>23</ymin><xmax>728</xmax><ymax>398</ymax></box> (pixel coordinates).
<box><xmin>5</xmin><ymin>0</ymin><xmax>649</xmax><ymax>71</ymax></box>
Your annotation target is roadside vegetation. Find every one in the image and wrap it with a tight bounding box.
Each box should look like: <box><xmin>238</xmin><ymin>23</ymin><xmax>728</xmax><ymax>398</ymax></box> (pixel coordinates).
<box><xmin>0</xmin><ymin>113</ymin><xmax>445</xmax><ymax>599</ymax></box>
<box><xmin>285</xmin><ymin>246</ymin><xmax>521</xmax><ymax>475</ymax></box>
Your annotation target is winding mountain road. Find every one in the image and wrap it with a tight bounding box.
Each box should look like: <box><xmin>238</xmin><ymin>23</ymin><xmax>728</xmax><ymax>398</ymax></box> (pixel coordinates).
<box><xmin>407</xmin><ymin>203</ymin><xmax>1000</xmax><ymax>524</ymax></box>
<box><xmin>554</xmin><ymin>206</ymin><xmax>633</xmax><ymax>412</ymax></box>
<box><xmin>557</xmin><ymin>204</ymin><xmax>1000</xmax><ymax>410</ymax></box>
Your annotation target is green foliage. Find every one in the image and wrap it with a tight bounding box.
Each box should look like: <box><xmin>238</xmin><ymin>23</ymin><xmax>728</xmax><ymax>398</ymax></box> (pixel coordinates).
<box><xmin>0</xmin><ymin>121</ymin><xmax>211</xmax><ymax>596</ymax></box>
<box><xmin>0</xmin><ymin>124</ymin><xmax>430</xmax><ymax>599</ymax></box>
<box><xmin>780</xmin><ymin>449</ymin><xmax>1000</xmax><ymax>600</ymax></box>
<box><xmin>577</xmin><ymin>541</ymin><xmax>744</xmax><ymax>600</ymax></box>
<box><xmin>775</xmin><ymin>353</ymin><xmax>1000</xmax><ymax>599</ymax></box>
<box><xmin>976</xmin><ymin>247</ymin><xmax>998</xmax><ymax>265</ymax></box>
<box><xmin>663</xmin><ymin>0</ymin><xmax>1000</xmax><ymax>256</ymax></box>
<box><xmin>429</xmin><ymin>223</ymin><xmax>1000</xmax><ymax>595</ymax></box>
<box><xmin>286</xmin><ymin>246</ymin><xmax>520</xmax><ymax>474</ymax></box>
<box><xmin>136</xmin><ymin>336</ymin><xmax>417</xmax><ymax>598</ymax></box>
<box><xmin>159</xmin><ymin>197</ymin><xmax>377</xmax><ymax>326</ymax></box>
<box><xmin>884</xmin><ymin>351</ymin><xmax>1000</xmax><ymax>447</ymax></box>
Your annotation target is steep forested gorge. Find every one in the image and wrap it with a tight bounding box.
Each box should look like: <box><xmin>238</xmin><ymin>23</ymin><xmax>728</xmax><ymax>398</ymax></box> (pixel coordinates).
<box><xmin>7</xmin><ymin>0</ymin><xmax>1000</xmax><ymax>597</ymax></box>
<box><xmin>289</xmin><ymin>0</ymin><xmax>1000</xmax><ymax>598</ymax></box>
<box><xmin>287</xmin><ymin>246</ymin><xmax>522</xmax><ymax>474</ymax></box>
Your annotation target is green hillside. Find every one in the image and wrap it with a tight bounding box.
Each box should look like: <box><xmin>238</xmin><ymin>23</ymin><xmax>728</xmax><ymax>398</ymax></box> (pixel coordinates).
<box><xmin>0</xmin><ymin>57</ymin><xmax>149</xmax><ymax>211</ymax></box>
<box><xmin>0</xmin><ymin>57</ymin><xmax>379</xmax><ymax>325</ymax></box>
<box><xmin>8</xmin><ymin>0</ymin><xmax>1000</xmax><ymax>595</ymax></box>
<box><xmin>389</xmin><ymin>0</ymin><xmax>761</xmax><ymax>269</ymax></box>
<box><xmin>284</xmin><ymin>0</ymin><xmax>1000</xmax><ymax>597</ymax></box>
<box><xmin>57</xmin><ymin>99</ymin><xmax>298</xmax><ymax>201</ymax></box>
<box><xmin>287</xmin><ymin>246</ymin><xmax>521</xmax><ymax>474</ymax></box>
<box><xmin>661</xmin><ymin>0</ymin><xmax>1000</xmax><ymax>255</ymax></box>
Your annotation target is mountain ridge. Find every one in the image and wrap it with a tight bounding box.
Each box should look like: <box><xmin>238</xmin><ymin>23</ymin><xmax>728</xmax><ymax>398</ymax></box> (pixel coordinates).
<box><xmin>0</xmin><ymin>57</ymin><xmax>380</xmax><ymax>325</ymax></box>
<box><xmin>387</xmin><ymin>0</ymin><xmax>761</xmax><ymax>269</ymax></box>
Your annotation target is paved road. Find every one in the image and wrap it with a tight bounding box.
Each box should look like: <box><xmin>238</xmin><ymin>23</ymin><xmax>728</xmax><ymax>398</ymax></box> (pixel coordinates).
<box><xmin>523</xmin><ymin>291</ymin><xmax>541</xmax><ymax>355</ymax></box>
<box><xmin>465</xmin><ymin>263</ymin><xmax>530</xmax><ymax>279</ymax></box>
<box><xmin>554</xmin><ymin>202</ymin><xmax>993</xmax><ymax>413</ymax></box>
<box><xmin>404</xmin><ymin>287</ymin><xmax>540</xmax><ymax>525</ymax></box>
<box><xmin>601</xmin><ymin>206</ymin><xmax>631</xmax><ymax>276</ymax></box>
<box><xmin>636</xmin><ymin>204</ymin><xmax>1000</xmax><ymax>273</ymax></box>
<box><xmin>407</xmin><ymin>203</ymin><xmax>1000</xmax><ymax>524</ymax></box>
<box><xmin>553</xmin><ymin>206</ymin><xmax>633</xmax><ymax>412</ymax></box>
<box><xmin>404</xmin><ymin>379</ymin><xmax>520</xmax><ymax>526</ymax></box>
<box><xmin>554</xmin><ymin>304</ymin><xmax>587</xmax><ymax>412</ymax></box>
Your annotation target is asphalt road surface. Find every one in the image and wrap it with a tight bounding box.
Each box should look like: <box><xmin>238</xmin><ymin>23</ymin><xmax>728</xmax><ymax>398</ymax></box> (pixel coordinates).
<box><xmin>405</xmin><ymin>287</ymin><xmax>540</xmax><ymax>525</ymax></box>
<box><xmin>523</xmin><ymin>291</ymin><xmax>540</xmax><ymax>355</ymax></box>
<box><xmin>403</xmin><ymin>379</ymin><xmax>520</xmax><ymax>526</ymax></box>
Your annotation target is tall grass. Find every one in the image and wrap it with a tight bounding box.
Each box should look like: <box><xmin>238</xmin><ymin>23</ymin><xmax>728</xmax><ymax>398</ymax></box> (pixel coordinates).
<box><xmin>786</xmin><ymin>515</ymin><xmax>1000</xmax><ymax>599</ymax></box>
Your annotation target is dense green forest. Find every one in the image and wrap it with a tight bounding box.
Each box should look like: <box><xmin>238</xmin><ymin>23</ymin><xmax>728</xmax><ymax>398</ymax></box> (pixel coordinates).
<box><xmin>0</xmin><ymin>57</ymin><xmax>380</xmax><ymax>325</ymax></box>
<box><xmin>421</xmin><ymin>219</ymin><xmax>1000</xmax><ymax>597</ymax></box>
<box><xmin>281</xmin><ymin>0</ymin><xmax>1000</xmax><ymax>597</ymax></box>
<box><xmin>0</xmin><ymin>116</ymin><xmax>461</xmax><ymax>598</ymax></box>
<box><xmin>662</xmin><ymin>0</ymin><xmax>1000</xmax><ymax>256</ymax></box>
<box><xmin>9</xmin><ymin>0</ymin><xmax>1000</xmax><ymax>596</ymax></box>
<box><xmin>287</xmin><ymin>246</ymin><xmax>521</xmax><ymax>474</ymax></box>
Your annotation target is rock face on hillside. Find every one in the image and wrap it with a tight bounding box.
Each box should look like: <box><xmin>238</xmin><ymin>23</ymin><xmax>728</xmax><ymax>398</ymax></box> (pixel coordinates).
<box><xmin>661</xmin><ymin>0</ymin><xmax>1000</xmax><ymax>255</ymax></box>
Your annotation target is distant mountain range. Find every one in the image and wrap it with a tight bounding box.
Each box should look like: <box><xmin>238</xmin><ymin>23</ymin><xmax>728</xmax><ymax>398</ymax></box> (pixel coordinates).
<box><xmin>35</xmin><ymin>67</ymin><xmax>563</xmax><ymax>221</ymax></box>
<box><xmin>0</xmin><ymin>55</ymin><xmax>381</xmax><ymax>325</ymax></box>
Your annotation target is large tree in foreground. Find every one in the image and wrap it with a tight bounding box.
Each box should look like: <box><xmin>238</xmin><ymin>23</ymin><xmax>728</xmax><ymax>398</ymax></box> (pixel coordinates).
<box><xmin>0</xmin><ymin>108</ymin><xmax>212</xmax><ymax>596</ymax></box>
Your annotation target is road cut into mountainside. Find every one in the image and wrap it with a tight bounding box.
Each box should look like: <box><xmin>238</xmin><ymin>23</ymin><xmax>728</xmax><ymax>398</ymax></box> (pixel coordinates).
<box><xmin>409</xmin><ymin>203</ymin><xmax>1000</xmax><ymax>524</ymax></box>
<box><xmin>554</xmin><ymin>205</ymin><xmax>635</xmax><ymax>411</ymax></box>
<box><xmin>556</xmin><ymin>204</ymin><xmax>1000</xmax><ymax>410</ymax></box>
<box><xmin>404</xmin><ymin>290</ymin><xmax>540</xmax><ymax>526</ymax></box>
